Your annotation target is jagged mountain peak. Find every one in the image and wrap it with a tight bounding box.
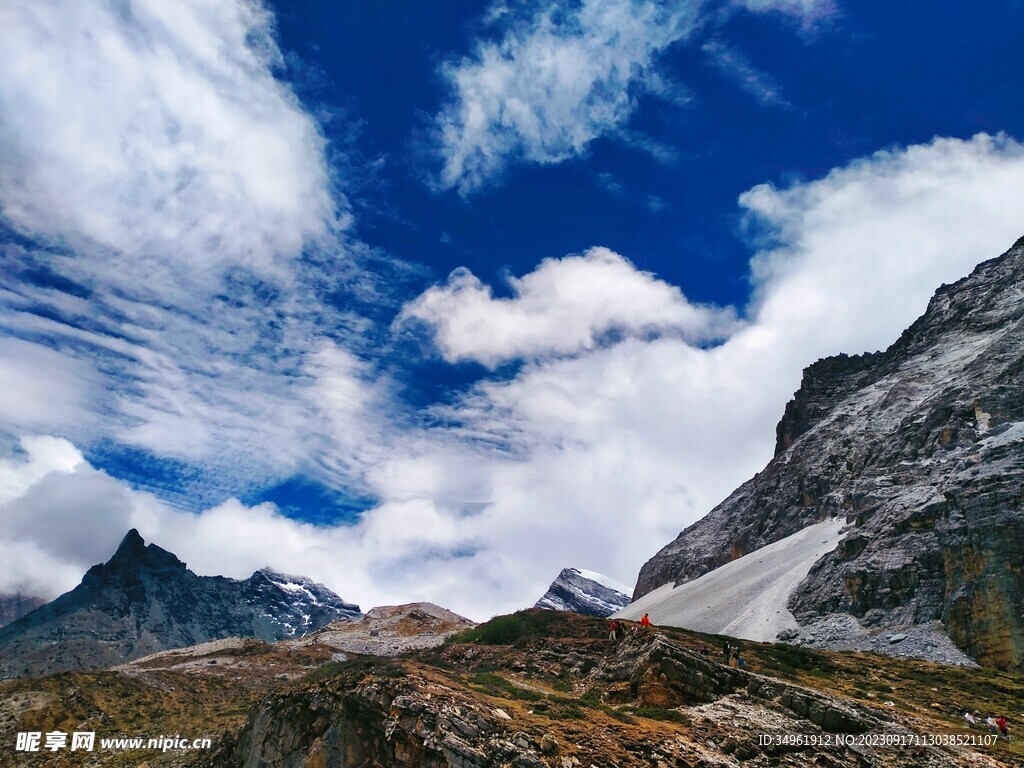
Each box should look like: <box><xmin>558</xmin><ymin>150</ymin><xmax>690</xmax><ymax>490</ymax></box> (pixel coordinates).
<box><xmin>102</xmin><ymin>527</ymin><xmax>186</xmax><ymax>572</ymax></box>
<box><xmin>535</xmin><ymin>567</ymin><xmax>632</xmax><ymax>617</ymax></box>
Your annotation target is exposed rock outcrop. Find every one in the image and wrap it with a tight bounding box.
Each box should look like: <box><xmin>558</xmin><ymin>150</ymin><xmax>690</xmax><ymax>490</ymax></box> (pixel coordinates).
<box><xmin>634</xmin><ymin>238</ymin><xmax>1024</xmax><ymax>672</ymax></box>
<box><xmin>0</xmin><ymin>529</ymin><xmax>360</xmax><ymax>678</ymax></box>
<box><xmin>292</xmin><ymin>602</ymin><xmax>476</xmax><ymax>656</ymax></box>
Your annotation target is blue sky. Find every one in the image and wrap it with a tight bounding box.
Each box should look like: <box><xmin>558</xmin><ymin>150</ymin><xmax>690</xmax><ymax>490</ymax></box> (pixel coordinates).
<box><xmin>1</xmin><ymin>0</ymin><xmax>1023</xmax><ymax>618</ymax></box>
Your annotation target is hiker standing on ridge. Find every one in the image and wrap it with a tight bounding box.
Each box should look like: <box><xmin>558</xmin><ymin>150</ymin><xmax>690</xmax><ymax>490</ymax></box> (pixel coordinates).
<box><xmin>996</xmin><ymin>716</ymin><xmax>1009</xmax><ymax>740</ymax></box>
<box><xmin>964</xmin><ymin>712</ymin><xmax>977</xmax><ymax>729</ymax></box>
<box><xmin>640</xmin><ymin>613</ymin><xmax>651</xmax><ymax>630</ymax></box>
<box><xmin>608</xmin><ymin>619</ymin><xmax>619</xmax><ymax>641</ymax></box>
<box><xmin>722</xmin><ymin>642</ymin><xmax>731</xmax><ymax>664</ymax></box>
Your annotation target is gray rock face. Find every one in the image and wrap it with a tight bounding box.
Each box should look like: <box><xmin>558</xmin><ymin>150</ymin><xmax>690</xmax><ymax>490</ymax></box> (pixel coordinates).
<box><xmin>534</xmin><ymin>568</ymin><xmax>631</xmax><ymax>617</ymax></box>
<box><xmin>0</xmin><ymin>529</ymin><xmax>360</xmax><ymax>678</ymax></box>
<box><xmin>634</xmin><ymin>237</ymin><xmax>1024</xmax><ymax>673</ymax></box>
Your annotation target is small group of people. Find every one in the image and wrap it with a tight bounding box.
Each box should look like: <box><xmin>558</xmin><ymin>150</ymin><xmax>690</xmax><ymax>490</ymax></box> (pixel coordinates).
<box><xmin>964</xmin><ymin>711</ymin><xmax>1010</xmax><ymax>740</ymax></box>
<box><xmin>607</xmin><ymin>613</ymin><xmax>652</xmax><ymax>641</ymax></box>
<box><xmin>722</xmin><ymin>641</ymin><xmax>744</xmax><ymax>669</ymax></box>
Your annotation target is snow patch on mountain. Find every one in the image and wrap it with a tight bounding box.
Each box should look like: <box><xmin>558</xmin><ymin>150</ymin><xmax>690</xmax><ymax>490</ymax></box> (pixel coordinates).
<box><xmin>615</xmin><ymin>518</ymin><xmax>846</xmax><ymax>641</ymax></box>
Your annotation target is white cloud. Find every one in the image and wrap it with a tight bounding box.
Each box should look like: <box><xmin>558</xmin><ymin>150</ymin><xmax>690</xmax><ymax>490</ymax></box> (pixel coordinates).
<box><xmin>703</xmin><ymin>40</ymin><xmax>790</xmax><ymax>108</ymax></box>
<box><xmin>432</xmin><ymin>0</ymin><xmax>835</xmax><ymax>193</ymax></box>
<box><xmin>734</xmin><ymin>0</ymin><xmax>834</xmax><ymax>24</ymax></box>
<box><xmin>397</xmin><ymin>247</ymin><xmax>739</xmax><ymax>367</ymax></box>
<box><xmin>9</xmin><ymin>134</ymin><xmax>1013</xmax><ymax>621</ymax></box>
<box><xmin>433</xmin><ymin>0</ymin><xmax>703</xmax><ymax>193</ymax></box>
<box><xmin>0</xmin><ymin>337</ymin><xmax>105</xmax><ymax>441</ymax></box>
<box><xmin>0</xmin><ymin>0</ymin><xmax>341</xmax><ymax>288</ymax></box>
<box><xmin>0</xmin><ymin>0</ymin><xmax>390</xmax><ymax>499</ymax></box>
<box><xmin>0</xmin><ymin>436</ymin><xmax>85</xmax><ymax>506</ymax></box>
<box><xmin>3</xmin><ymin>22</ymin><xmax>1023</xmax><ymax>626</ymax></box>
<box><xmin>742</xmin><ymin>133</ymin><xmax>1024</xmax><ymax>355</ymax></box>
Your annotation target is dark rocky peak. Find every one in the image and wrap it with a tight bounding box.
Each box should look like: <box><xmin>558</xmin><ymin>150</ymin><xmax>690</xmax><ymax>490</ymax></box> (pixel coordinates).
<box><xmin>84</xmin><ymin>528</ymin><xmax>188</xmax><ymax>585</ymax></box>
<box><xmin>775</xmin><ymin>352</ymin><xmax>885</xmax><ymax>455</ymax></box>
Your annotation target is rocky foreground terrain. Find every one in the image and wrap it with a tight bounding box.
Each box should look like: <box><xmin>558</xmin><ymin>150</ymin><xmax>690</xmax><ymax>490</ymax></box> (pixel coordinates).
<box><xmin>3</xmin><ymin>610</ymin><xmax>1019</xmax><ymax>767</ymax></box>
<box><xmin>635</xmin><ymin>237</ymin><xmax>1024</xmax><ymax>673</ymax></box>
<box><xmin>0</xmin><ymin>530</ymin><xmax>360</xmax><ymax>678</ymax></box>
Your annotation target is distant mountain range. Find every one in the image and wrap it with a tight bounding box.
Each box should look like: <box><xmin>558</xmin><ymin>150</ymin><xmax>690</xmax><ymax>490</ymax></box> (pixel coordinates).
<box><xmin>534</xmin><ymin>567</ymin><xmax>632</xmax><ymax>617</ymax></box>
<box><xmin>0</xmin><ymin>529</ymin><xmax>360</xmax><ymax>678</ymax></box>
<box><xmin>634</xmin><ymin>237</ymin><xmax>1024</xmax><ymax>673</ymax></box>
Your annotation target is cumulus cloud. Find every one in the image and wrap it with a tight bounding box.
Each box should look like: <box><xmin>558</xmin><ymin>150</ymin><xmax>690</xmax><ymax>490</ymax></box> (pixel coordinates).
<box><xmin>742</xmin><ymin>133</ymin><xmax>1024</xmax><ymax>355</ymax></box>
<box><xmin>431</xmin><ymin>0</ymin><xmax>835</xmax><ymax>193</ymax></box>
<box><xmin>396</xmin><ymin>247</ymin><xmax>739</xmax><ymax>367</ymax></box>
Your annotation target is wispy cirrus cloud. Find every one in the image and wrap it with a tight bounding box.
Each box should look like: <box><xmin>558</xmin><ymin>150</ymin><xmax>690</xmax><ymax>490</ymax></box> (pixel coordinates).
<box><xmin>703</xmin><ymin>40</ymin><xmax>791</xmax><ymax>108</ymax></box>
<box><xmin>432</xmin><ymin>0</ymin><xmax>704</xmax><ymax>194</ymax></box>
<box><xmin>0</xmin><ymin>0</ymin><xmax>400</xmax><ymax>504</ymax></box>
<box><xmin>430</xmin><ymin>0</ymin><xmax>836</xmax><ymax>194</ymax></box>
<box><xmin>734</xmin><ymin>0</ymin><xmax>835</xmax><ymax>26</ymax></box>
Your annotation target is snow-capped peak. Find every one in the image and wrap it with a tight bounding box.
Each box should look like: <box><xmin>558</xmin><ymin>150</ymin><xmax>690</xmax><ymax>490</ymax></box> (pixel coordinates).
<box><xmin>534</xmin><ymin>567</ymin><xmax>632</xmax><ymax>618</ymax></box>
<box><xmin>571</xmin><ymin>568</ymin><xmax>633</xmax><ymax>597</ymax></box>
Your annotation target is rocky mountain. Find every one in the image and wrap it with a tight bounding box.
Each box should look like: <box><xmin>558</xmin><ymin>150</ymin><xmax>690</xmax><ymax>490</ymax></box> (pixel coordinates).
<box><xmin>0</xmin><ymin>593</ymin><xmax>45</xmax><ymax>628</ymax></box>
<box><xmin>634</xmin><ymin>237</ymin><xmax>1024</xmax><ymax>673</ymax></box>
<box><xmin>242</xmin><ymin>567</ymin><xmax>361</xmax><ymax>638</ymax></box>
<box><xmin>0</xmin><ymin>529</ymin><xmax>360</xmax><ymax>678</ymax></box>
<box><xmin>534</xmin><ymin>567</ymin><xmax>632</xmax><ymax>617</ymax></box>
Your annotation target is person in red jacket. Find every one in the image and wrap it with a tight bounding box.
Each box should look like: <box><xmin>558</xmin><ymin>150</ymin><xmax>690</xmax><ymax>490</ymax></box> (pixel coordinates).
<box><xmin>996</xmin><ymin>716</ymin><xmax>1009</xmax><ymax>740</ymax></box>
<box><xmin>640</xmin><ymin>613</ymin><xmax>651</xmax><ymax>629</ymax></box>
<box><xmin>608</xmin><ymin>619</ymin><xmax>619</xmax><ymax>641</ymax></box>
